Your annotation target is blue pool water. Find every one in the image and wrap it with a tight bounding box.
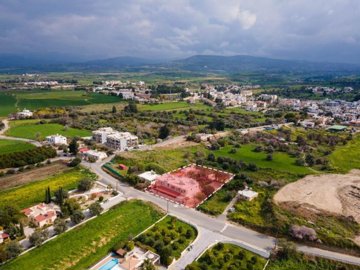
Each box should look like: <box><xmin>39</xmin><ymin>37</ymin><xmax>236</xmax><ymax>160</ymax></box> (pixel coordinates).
<box><xmin>99</xmin><ymin>258</ymin><xmax>119</xmax><ymax>270</ymax></box>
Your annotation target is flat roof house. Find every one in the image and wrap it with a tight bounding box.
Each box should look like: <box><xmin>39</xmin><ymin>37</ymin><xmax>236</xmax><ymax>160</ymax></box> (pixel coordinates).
<box><xmin>238</xmin><ymin>188</ymin><xmax>258</xmax><ymax>201</ymax></box>
<box><xmin>46</xmin><ymin>134</ymin><xmax>68</xmax><ymax>145</ymax></box>
<box><xmin>81</xmin><ymin>149</ymin><xmax>108</xmax><ymax>161</ymax></box>
<box><xmin>92</xmin><ymin>127</ymin><xmax>115</xmax><ymax>144</ymax></box>
<box><xmin>92</xmin><ymin>127</ymin><xmax>139</xmax><ymax>151</ymax></box>
<box><xmin>16</xmin><ymin>108</ymin><xmax>33</xmax><ymax>119</ymax></box>
<box><xmin>138</xmin><ymin>170</ymin><xmax>160</xmax><ymax>183</ymax></box>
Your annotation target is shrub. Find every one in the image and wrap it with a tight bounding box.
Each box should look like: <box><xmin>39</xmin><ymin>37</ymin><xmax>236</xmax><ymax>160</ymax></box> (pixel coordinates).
<box><xmin>68</xmin><ymin>157</ymin><xmax>81</xmax><ymax>167</ymax></box>
<box><xmin>4</xmin><ymin>241</ymin><xmax>23</xmax><ymax>259</ymax></box>
<box><xmin>70</xmin><ymin>210</ymin><xmax>85</xmax><ymax>224</ymax></box>
<box><xmin>54</xmin><ymin>219</ymin><xmax>67</xmax><ymax>235</ymax></box>
<box><xmin>89</xmin><ymin>202</ymin><xmax>103</xmax><ymax>216</ymax></box>
<box><xmin>77</xmin><ymin>178</ymin><xmax>94</xmax><ymax>191</ymax></box>
<box><xmin>289</xmin><ymin>225</ymin><xmax>317</xmax><ymax>241</ymax></box>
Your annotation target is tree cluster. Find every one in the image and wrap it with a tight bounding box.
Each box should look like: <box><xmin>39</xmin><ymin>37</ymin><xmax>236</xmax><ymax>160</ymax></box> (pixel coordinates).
<box><xmin>0</xmin><ymin>146</ymin><xmax>56</xmax><ymax>169</ymax></box>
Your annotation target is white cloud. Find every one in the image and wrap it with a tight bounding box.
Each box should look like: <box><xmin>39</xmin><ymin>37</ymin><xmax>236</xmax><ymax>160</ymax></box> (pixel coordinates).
<box><xmin>0</xmin><ymin>0</ymin><xmax>359</xmax><ymax>63</ymax></box>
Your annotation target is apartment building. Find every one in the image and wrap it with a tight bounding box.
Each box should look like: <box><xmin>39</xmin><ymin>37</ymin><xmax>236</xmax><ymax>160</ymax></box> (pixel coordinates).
<box><xmin>92</xmin><ymin>127</ymin><xmax>138</xmax><ymax>151</ymax></box>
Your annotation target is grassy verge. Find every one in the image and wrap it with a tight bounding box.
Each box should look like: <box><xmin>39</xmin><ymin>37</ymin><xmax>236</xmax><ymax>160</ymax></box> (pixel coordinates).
<box><xmin>0</xmin><ymin>139</ymin><xmax>35</xmax><ymax>154</ymax></box>
<box><xmin>136</xmin><ymin>216</ymin><xmax>197</xmax><ymax>265</ymax></box>
<box><xmin>329</xmin><ymin>134</ymin><xmax>360</xmax><ymax>173</ymax></box>
<box><xmin>0</xmin><ymin>167</ymin><xmax>96</xmax><ymax>209</ymax></box>
<box><xmin>186</xmin><ymin>243</ymin><xmax>266</xmax><ymax>270</ymax></box>
<box><xmin>6</xmin><ymin>119</ymin><xmax>91</xmax><ymax>140</ymax></box>
<box><xmin>2</xmin><ymin>200</ymin><xmax>164</xmax><ymax>270</ymax></box>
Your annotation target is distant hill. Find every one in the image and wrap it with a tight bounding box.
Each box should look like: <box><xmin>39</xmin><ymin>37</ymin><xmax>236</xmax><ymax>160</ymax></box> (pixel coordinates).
<box><xmin>171</xmin><ymin>55</ymin><xmax>360</xmax><ymax>74</ymax></box>
<box><xmin>1</xmin><ymin>54</ymin><xmax>359</xmax><ymax>75</ymax></box>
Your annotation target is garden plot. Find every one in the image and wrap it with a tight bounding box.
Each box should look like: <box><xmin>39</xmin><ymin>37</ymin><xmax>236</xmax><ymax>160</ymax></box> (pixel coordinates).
<box><xmin>69</xmin><ymin>181</ymin><xmax>115</xmax><ymax>209</ymax></box>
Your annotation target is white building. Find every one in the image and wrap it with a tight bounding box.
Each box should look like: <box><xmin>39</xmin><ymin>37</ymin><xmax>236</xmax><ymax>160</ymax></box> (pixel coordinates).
<box><xmin>46</xmin><ymin>134</ymin><xmax>68</xmax><ymax>145</ymax></box>
<box><xmin>92</xmin><ymin>127</ymin><xmax>115</xmax><ymax>144</ymax></box>
<box><xmin>106</xmin><ymin>132</ymin><xmax>138</xmax><ymax>151</ymax></box>
<box><xmin>138</xmin><ymin>171</ymin><xmax>160</xmax><ymax>183</ymax></box>
<box><xmin>16</xmin><ymin>109</ymin><xmax>33</xmax><ymax>119</ymax></box>
<box><xmin>238</xmin><ymin>188</ymin><xmax>258</xmax><ymax>201</ymax></box>
<box><xmin>92</xmin><ymin>127</ymin><xmax>138</xmax><ymax>151</ymax></box>
<box><xmin>82</xmin><ymin>149</ymin><xmax>107</xmax><ymax>161</ymax></box>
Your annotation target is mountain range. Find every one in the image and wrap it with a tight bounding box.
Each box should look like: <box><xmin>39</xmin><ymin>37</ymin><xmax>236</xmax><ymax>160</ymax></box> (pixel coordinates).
<box><xmin>1</xmin><ymin>54</ymin><xmax>360</xmax><ymax>75</ymax></box>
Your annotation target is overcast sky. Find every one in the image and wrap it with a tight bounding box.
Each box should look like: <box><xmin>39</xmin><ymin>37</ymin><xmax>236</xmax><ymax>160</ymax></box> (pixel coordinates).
<box><xmin>1</xmin><ymin>0</ymin><xmax>359</xmax><ymax>63</ymax></box>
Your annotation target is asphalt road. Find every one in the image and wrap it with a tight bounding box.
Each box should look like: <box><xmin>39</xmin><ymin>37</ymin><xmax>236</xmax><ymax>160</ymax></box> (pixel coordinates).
<box><xmin>84</xmin><ymin>159</ymin><xmax>360</xmax><ymax>267</ymax></box>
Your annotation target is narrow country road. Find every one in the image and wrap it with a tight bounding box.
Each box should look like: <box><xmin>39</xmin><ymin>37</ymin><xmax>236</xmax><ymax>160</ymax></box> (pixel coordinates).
<box><xmin>83</xmin><ymin>159</ymin><xmax>360</xmax><ymax>267</ymax></box>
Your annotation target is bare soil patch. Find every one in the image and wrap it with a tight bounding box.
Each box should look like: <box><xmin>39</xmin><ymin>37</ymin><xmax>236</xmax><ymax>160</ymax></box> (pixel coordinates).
<box><xmin>0</xmin><ymin>161</ymin><xmax>70</xmax><ymax>190</ymax></box>
<box><xmin>274</xmin><ymin>170</ymin><xmax>360</xmax><ymax>223</ymax></box>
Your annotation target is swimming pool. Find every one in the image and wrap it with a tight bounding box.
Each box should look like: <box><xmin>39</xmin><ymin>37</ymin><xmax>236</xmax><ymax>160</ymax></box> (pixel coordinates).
<box><xmin>99</xmin><ymin>258</ymin><xmax>119</xmax><ymax>270</ymax></box>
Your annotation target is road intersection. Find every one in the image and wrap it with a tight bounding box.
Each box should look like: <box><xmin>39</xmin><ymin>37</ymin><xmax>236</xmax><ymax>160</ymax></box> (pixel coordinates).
<box><xmin>84</xmin><ymin>158</ymin><xmax>360</xmax><ymax>267</ymax></box>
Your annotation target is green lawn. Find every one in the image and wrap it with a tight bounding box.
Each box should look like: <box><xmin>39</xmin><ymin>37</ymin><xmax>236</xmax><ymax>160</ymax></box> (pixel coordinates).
<box><xmin>6</xmin><ymin>119</ymin><xmax>91</xmax><ymax>140</ymax></box>
<box><xmin>2</xmin><ymin>200</ymin><xmax>163</xmax><ymax>270</ymax></box>
<box><xmin>0</xmin><ymin>139</ymin><xmax>35</xmax><ymax>154</ymax></box>
<box><xmin>0</xmin><ymin>167</ymin><xmax>96</xmax><ymax>209</ymax></box>
<box><xmin>329</xmin><ymin>134</ymin><xmax>360</xmax><ymax>173</ymax></box>
<box><xmin>138</xmin><ymin>101</ymin><xmax>210</xmax><ymax>112</ymax></box>
<box><xmin>197</xmin><ymin>189</ymin><xmax>235</xmax><ymax>216</ymax></box>
<box><xmin>136</xmin><ymin>215</ymin><xmax>197</xmax><ymax>264</ymax></box>
<box><xmin>213</xmin><ymin>145</ymin><xmax>313</xmax><ymax>175</ymax></box>
<box><xmin>0</xmin><ymin>92</ymin><xmax>16</xmax><ymax>117</ymax></box>
<box><xmin>186</xmin><ymin>243</ymin><xmax>266</xmax><ymax>270</ymax></box>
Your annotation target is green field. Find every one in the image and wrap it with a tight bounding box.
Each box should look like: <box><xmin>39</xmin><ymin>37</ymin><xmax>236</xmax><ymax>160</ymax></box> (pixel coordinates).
<box><xmin>186</xmin><ymin>243</ymin><xmax>266</xmax><ymax>270</ymax></box>
<box><xmin>0</xmin><ymin>139</ymin><xmax>35</xmax><ymax>154</ymax></box>
<box><xmin>0</xmin><ymin>90</ymin><xmax>122</xmax><ymax>116</ymax></box>
<box><xmin>16</xmin><ymin>90</ymin><xmax>122</xmax><ymax>110</ymax></box>
<box><xmin>6</xmin><ymin>119</ymin><xmax>91</xmax><ymax>140</ymax></box>
<box><xmin>2</xmin><ymin>200</ymin><xmax>163</xmax><ymax>270</ymax></box>
<box><xmin>329</xmin><ymin>134</ymin><xmax>360</xmax><ymax>173</ymax></box>
<box><xmin>138</xmin><ymin>101</ymin><xmax>210</xmax><ymax>112</ymax></box>
<box><xmin>0</xmin><ymin>167</ymin><xmax>96</xmax><ymax>209</ymax></box>
<box><xmin>0</xmin><ymin>92</ymin><xmax>16</xmax><ymax>117</ymax></box>
<box><xmin>213</xmin><ymin>145</ymin><xmax>313</xmax><ymax>175</ymax></box>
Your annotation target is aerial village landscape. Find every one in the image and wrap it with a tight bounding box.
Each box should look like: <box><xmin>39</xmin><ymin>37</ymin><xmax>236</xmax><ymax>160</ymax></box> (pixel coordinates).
<box><xmin>0</xmin><ymin>1</ymin><xmax>360</xmax><ymax>270</ymax></box>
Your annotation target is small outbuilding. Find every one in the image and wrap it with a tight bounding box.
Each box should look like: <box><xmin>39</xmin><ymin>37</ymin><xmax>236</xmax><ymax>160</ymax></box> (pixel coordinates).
<box><xmin>238</xmin><ymin>188</ymin><xmax>258</xmax><ymax>201</ymax></box>
<box><xmin>138</xmin><ymin>170</ymin><xmax>160</xmax><ymax>183</ymax></box>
